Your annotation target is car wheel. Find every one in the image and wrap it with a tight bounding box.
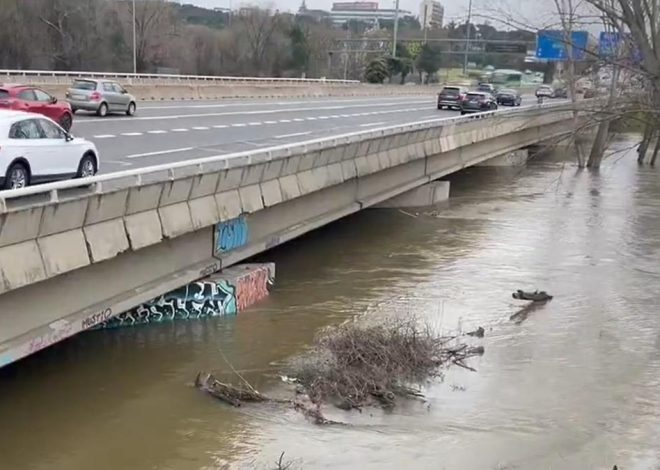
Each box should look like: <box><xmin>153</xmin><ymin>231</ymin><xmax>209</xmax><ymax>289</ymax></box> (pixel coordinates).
<box><xmin>97</xmin><ymin>102</ymin><xmax>108</xmax><ymax>117</ymax></box>
<box><xmin>4</xmin><ymin>162</ymin><xmax>29</xmax><ymax>190</ymax></box>
<box><xmin>71</xmin><ymin>108</ymin><xmax>78</xmax><ymax>114</ymax></box>
<box><xmin>126</xmin><ymin>101</ymin><xmax>136</xmax><ymax>116</ymax></box>
<box><xmin>59</xmin><ymin>113</ymin><xmax>73</xmax><ymax>132</ymax></box>
<box><xmin>76</xmin><ymin>153</ymin><xmax>97</xmax><ymax>178</ymax></box>
<box><xmin>460</xmin><ymin>111</ymin><xmax>466</xmax><ymax>115</ymax></box>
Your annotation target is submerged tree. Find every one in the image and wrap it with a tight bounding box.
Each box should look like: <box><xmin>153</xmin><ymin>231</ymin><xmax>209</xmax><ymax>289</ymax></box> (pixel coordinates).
<box><xmin>584</xmin><ymin>0</ymin><xmax>660</xmax><ymax>165</ymax></box>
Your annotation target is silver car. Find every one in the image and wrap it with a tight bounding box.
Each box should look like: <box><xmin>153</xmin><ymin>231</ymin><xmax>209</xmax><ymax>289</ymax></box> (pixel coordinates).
<box><xmin>65</xmin><ymin>79</ymin><xmax>137</xmax><ymax>117</ymax></box>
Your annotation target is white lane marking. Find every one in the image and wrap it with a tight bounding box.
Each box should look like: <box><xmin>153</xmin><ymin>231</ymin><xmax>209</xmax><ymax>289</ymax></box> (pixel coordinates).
<box><xmin>340</xmin><ymin>114</ymin><xmax>350</xmax><ymax>118</ymax></box>
<box><xmin>264</xmin><ymin>120</ymin><xmax>278</xmax><ymax>124</ymax></box>
<box><xmin>121</xmin><ymin>132</ymin><xmax>143</xmax><ymax>136</ymax></box>
<box><xmin>275</xmin><ymin>131</ymin><xmax>312</xmax><ymax>139</ymax></box>
<box><xmin>147</xmin><ymin>130</ymin><xmax>168</xmax><ymax>134</ymax></box>
<box><xmin>75</xmin><ymin>101</ymin><xmax>431</xmax><ymax>123</ymax></box>
<box><xmin>329</xmin><ymin>115</ymin><xmax>341</xmax><ymax>118</ymax></box>
<box><xmin>105</xmin><ymin>160</ymin><xmax>133</xmax><ymax>166</ymax></box>
<box><xmin>93</xmin><ymin>134</ymin><xmax>115</xmax><ymax>138</ymax></box>
<box><xmin>125</xmin><ymin>147</ymin><xmax>194</xmax><ymax>159</ymax></box>
<box><xmin>135</xmin><ymin>96</ymin><xmax>424</xmax><ymax>110</ymax></box>
<box><xmin>213</xmin><ymin>124</ymin><xmax>228</xmax><ymax>128</ymax></box>
<box><xmin>293</xmin><ymin>118</ymin><xmax>305</xmax><ymax>122</ymax></box>
<box><xmin>171</xmin><ymin>128</ymin><xmax>189</xmax><ymax>132</ymax></box>
<box><xmin>192</xmin><ymin>126</ymin><xmax>210</xmax><ymax>130</ymax></box>
<box><xmin>248</xmin><ymin>122</ymin><xmax>262</xmax><ymax>126</ymax></box>
<box><xmin>318</xmin><ymin>116</ymin><xmax>329</xmax><ymax>120</ymax></box>
<box><xmin>279</xmin><ymin>119</ymin><xmax>292</xmax><ymax>123</ymax></box>
<box><xmin>359</xmin><ymin>122</ymin><xmax>386</xmax><ymax>127</ymax></box>
<box><xmin>232</xmin><ymin>123</ymin><xmax>247</xmax><ymax>127</ymax></box>
<box><xmin>306</xmin><ymin>117</ymin><xmax>317</xmax><ymax>120</ymax></box>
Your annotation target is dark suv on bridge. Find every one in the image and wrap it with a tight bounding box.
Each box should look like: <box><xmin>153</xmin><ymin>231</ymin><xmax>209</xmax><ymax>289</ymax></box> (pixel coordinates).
<box><xmin>437</xmin><ymin>86</ymin><xmax>468</xmax><ymax>110</ymax></box>
<box><xmin>460</xmin><ymin>92</ymin><xmax>498</xmax><ymax>115</ymax></box>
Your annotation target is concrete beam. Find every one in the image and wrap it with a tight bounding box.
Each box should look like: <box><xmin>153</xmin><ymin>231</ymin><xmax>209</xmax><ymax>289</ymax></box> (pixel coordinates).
<box><xmin>84</xmin><ymin>219</ymin><xmax>130</xmax><ymax>263</ymax></box>
<box><xmin>37</xmin><ymin>229</ymin><xmax>91</xmax><ymax>277</ymax></box>
<box><xmin>376</xmin><ymin>181</ymin><xmax>450</xmax><ymax>208</ymax></box>
<box><xmin>124</xmin><ymin>210</ymin><xmax>163</xmax><ymax>249</ymax></box>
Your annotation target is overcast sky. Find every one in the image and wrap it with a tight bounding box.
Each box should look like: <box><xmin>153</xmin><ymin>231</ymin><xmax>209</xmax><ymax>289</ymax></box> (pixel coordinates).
<box><xmin>179</xmin><ymin>0</ymin><xmax>549</xmax><ymax>25</ymax></box>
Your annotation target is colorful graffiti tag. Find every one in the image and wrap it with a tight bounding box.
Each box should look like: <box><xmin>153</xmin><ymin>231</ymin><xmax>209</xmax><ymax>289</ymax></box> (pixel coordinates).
<box><xmin>236</xmin><ymin>265</ymin><xmax>273</xmax><ymax>312</ymax></box>
<box><xmin>97</xmin><ymin>280</ymin><xmax>237</xmax><ymax>329</ymax></box>
<box><xmin>214</xmin><ymin>216</ymin><xmax>249</xmax><ymax>255</ymax></box>
<box><xmin>96</xmin><ymin>264</ymin><xmax>274</xmax><ymax>329</ymax></box>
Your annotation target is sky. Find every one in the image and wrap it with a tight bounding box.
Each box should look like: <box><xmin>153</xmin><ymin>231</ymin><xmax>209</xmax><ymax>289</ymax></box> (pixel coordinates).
<box><xmin>178</xmin><ymin>0</ymin><xmax>552</xmax><ymax>26</ymax></box>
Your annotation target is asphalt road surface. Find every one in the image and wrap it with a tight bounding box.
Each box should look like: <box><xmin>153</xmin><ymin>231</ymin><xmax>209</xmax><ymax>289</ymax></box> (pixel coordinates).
<box><xmin>69</xmin><ymin>95</ymin><xmax>534</xmax><ymax>175</ymax></box>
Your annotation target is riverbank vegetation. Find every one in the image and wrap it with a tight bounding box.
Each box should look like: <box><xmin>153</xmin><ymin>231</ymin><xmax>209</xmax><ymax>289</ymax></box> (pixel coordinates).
<box><xmin>196</xmin><ymin>317</ymin><xmax>484</xmax><ymax>424</ymax></box>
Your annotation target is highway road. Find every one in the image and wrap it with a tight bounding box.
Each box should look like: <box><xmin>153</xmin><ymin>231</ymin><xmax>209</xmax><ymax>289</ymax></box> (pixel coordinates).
<box><xmin>69</xmin><ymin>95</ymin><xmax>533</xmax><ymax>174</ymax></box>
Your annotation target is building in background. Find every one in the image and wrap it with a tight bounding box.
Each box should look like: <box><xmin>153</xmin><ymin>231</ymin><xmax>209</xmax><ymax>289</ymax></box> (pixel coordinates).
<box><xmin>419</xmin><ymin>0</ymin><xmax>443</xmax><ymax>29</ymax></box>
<box><xmin>329</xmin><ymin>1</ymin><xmax>411</xmax><ymax>26</ymax></box>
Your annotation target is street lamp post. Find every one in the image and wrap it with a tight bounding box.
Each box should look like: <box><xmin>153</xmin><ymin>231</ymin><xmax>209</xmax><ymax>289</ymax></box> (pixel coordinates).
<box><xmin>132</xmin><ymin>0</ymin><xmax>137</xmax><ymax>74</ymax></box>
<box><xmin>392</xmin><ymin>0</ymin><xmax>400</xmax><ymax>57</ymax></box>
<box><xmin>462</xmin><ymin>0</ymin><xmax>473</xmax><ymax>75</ymax></box>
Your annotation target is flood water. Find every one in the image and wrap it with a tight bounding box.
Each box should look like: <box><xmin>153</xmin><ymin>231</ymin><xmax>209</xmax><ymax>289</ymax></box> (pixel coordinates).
<box><xmin>1</xmin><ymin>141</ymin><xmax>659</xmax><ymax>469</ymax></box>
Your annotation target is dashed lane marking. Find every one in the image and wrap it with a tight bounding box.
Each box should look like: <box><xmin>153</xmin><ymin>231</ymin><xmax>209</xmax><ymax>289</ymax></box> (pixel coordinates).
<box><xmin>125</xmin><ymin>147</ymin><xmax>194</xmax><ymax>159</ymax></box>
<box><xmin>121</xmin><ymin>132</ymin><xmax>143</xmax><ymax>136</ymax></box>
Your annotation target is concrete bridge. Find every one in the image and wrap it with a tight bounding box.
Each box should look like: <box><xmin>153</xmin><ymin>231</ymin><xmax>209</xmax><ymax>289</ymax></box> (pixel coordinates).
<box><xmin>0</xmin><ymin>100</ymin><xmax>587</xmax><ymax>367</ymax></box>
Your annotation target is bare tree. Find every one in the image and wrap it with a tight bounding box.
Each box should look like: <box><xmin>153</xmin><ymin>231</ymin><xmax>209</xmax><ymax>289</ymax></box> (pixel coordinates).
<box><xmin>123</xmin><ymin>0</ymin><xmax>177</xmax><ymax>72</ymax></box>
<box><xmin>235</xmin><ymin>6</ymin><xmax>282</xmax><ymax>75</ymax></box>
<box><xmin>584</xmin><ymin>0</ymin><xmax>660</xmax><ymax>164</ymax></box>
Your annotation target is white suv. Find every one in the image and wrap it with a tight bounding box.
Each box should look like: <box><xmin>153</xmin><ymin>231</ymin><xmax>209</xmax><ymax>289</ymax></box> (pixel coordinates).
<box><xmin>0</xmin><ymin>110</ymin><xmax>99</xmax><ymax>190</ymax></box>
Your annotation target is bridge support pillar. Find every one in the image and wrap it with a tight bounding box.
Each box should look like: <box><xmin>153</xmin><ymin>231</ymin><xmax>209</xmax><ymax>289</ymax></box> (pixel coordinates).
<box><xmin>477</xmin><ymin>149</ymin><xmax>528</xmax><ymax>167</ymax></box>
<box><xmin>376</xmin><ymin>181</ymin><xmax>450</xmax><ymax>208</ymax></box>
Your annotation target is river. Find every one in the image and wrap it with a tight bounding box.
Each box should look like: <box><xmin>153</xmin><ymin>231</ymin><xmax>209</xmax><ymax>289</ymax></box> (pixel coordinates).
<box><xmin>1</xmin><ymin>141</ymin><xmax>659</xmax><ymax>469</ymax></box>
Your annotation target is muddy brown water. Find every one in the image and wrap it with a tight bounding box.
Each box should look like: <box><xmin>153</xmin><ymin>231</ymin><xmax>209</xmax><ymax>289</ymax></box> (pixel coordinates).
<box><xmin>1</xmin><ymin>141</ymin><xmax>659</xmax><ymax>470</ymax></box>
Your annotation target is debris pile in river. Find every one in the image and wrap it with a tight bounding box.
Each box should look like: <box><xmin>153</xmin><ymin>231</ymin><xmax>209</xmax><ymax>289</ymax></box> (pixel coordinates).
<box><xmin>196</xmin><ymin>317</ymin><xmax>484</xmax><ymax>421</ymax></box>
<box><xmin>287</xmin><ymin>318</ymin><xmax>483</xmax><ymax>410</ymax></box>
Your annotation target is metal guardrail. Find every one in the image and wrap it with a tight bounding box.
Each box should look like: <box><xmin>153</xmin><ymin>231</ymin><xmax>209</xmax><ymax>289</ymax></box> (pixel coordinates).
<box><xmin>0</xmin><ymin>99</ymin><xmax>583</xmax><ymax>209</ymax></box>
<box><xmin>0</xmin><ymin>69</ymin><xmax>360</xmax><ymax>86</ymax></box>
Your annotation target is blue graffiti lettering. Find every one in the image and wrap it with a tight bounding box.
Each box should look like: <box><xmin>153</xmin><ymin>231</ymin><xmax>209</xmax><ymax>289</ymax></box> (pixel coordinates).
<box><xmin>214</xmin><ymin>216</ymin><xmax>249</xmax><ymax>254</ymax></box>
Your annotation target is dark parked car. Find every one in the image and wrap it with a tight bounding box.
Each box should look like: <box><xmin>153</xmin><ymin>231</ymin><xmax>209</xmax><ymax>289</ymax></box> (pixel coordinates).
<box><xmin>495</xmin><ymin>88</ymin><xmax>522</xmax><ymax>106</ymax></box>
<box><xmin>460</xmin><ymin>92</ymin><xmax>498</xmax><ymax>115</ymax></box>
<box><xmin>437</xmin><ymin>86</ymin><xmax>468</xmax><ymax>110</ymax></box>
<box><xmin>553</xmin><ymin>87</ymin><xmax>568</xmax><ymax>98</ymax></box>
<box><xmin>477</xmin><ymin>83</ymin><xmax>497</xmax><ymax>94</ymax></box>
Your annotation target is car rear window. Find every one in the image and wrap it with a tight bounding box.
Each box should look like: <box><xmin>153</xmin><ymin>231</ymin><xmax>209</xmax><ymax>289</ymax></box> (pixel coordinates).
<box><xmin>72</xmin><ymin>80</ymin><xmax>97</xmax><ymax>90</ymax></box>
<box><xmin>466</xmin><ymin>93</ymin><xmax>483</xmax><ymax>99</ymax></box>
<box><xmin>441</xmin><ymin>87</ymin><xmax>461</xmax><ymax>95</ymax></box>
<box><xmin>0</xmin><ymin>89</ymin><xmax>8</xmax><ymax>99</ymax></box>
<box><xmin>499</xmin><ymin>89</ymin><xmax>515</xmax><ymax>94</ymax></box>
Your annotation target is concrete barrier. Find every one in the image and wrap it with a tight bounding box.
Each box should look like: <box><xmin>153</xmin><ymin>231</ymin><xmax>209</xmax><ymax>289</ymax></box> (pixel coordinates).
<box><xmin>0</xmin><ymin>100</ymin><xmax>592</xmax><ymax>367</ymax></box>
<box><xmin>38</xmin><ymin>83</ymin><xmax>442</xmax><ymax>101</ymax></box>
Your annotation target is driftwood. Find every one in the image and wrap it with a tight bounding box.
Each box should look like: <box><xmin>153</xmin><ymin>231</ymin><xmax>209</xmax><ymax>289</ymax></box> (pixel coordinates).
<box><xmin>510</xmin><ymin>290</ymin><xmax>553</xmax><ymax>324</ymax></box>
<box><xmin>512</xmin><ymin>290</ymin><xmax>553</xmax><ymax>302</ymax></box>
<box><xmin>196</xmin><ymin>318</ymin><xmax>486</xmax><ymax>423</ymax></box>
<box><xmin>195</xmin><ymin>372</ymin><xmax>267</xmax><ymax>407</ymax></box>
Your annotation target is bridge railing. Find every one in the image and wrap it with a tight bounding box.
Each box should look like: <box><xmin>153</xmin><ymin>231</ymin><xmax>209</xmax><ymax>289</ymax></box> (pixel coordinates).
<box><xmin>0</xmin><ymin>99</ymin><xmax>588</xmax><ymax>211</ymax></box>
<box><xmin>0</xmin><ymin>69</ymin><xmax>360</xmax><ymax>86</ymax></box>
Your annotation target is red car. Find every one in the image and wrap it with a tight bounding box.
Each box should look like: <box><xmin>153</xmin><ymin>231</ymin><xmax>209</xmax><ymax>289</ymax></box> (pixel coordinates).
<box><xmin>0</xmin><ymin>84</ymin><xmax>73</xmax><ymax>131</ymax></box>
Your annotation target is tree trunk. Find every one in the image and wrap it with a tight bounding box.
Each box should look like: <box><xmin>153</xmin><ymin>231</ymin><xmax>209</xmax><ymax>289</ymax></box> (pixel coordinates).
<box><xmin>651</xmin><ymin>136</ymin><xmax>660</xmax><ymax>166</ymax></box>
<box><xmin>587</xmin><ymin>120</ymin><xmax>610</xmax><ymax>168</ymax></box>
<box><xmin>637</xmin><ymin>124</ymin><xmax>653</xmax><ymax>164</ymax></box>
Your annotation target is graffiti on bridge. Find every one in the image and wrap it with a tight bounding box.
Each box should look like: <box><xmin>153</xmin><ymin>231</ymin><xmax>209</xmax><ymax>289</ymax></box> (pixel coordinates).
<box><xmin>236</xmin><ymin>265</ymin><xmax>273</xmax><ymax>312</ymax></box>
<box><xmin>214</xmin><ymin>216</ymin><xmax>249</xmax><ymax>255</ymax></box>
<box><xmin>97</xmin><ymin>280</ymin><xmax>238</xmax><ymax>329</ymax></box>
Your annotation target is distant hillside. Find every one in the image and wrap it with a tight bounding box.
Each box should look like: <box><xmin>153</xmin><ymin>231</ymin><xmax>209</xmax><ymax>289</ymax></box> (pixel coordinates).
<box><xmin>174</xmin><ymin>2</ymin><xmax>229</xmax><ymax>29</ymax></box>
